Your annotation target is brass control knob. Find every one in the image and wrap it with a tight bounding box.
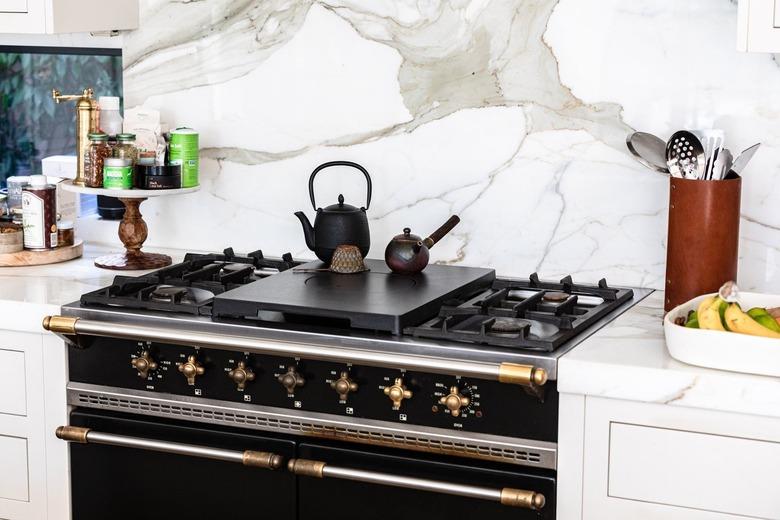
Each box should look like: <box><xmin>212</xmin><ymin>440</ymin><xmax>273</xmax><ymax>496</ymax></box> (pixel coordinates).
<box><xmin>384</xmin><ymin>378</ymin><xmax>412</xmax><ymax>410</ymax></box>
<box><xmin>178</xmin><ymin>355</ymin><xmax>205</xmax><ymax>385</ymax></box>
<box><xmin>131</xmin><ymin>351</ymin><xmax>158</xmax><ymax>379</ymax></box>
<box><xmin>278</xmin><ymin>366</ymin><xmax>305</xmax><ymax>394</ymax></box>
<box><xmin>331</xmin><ymin>371</ymin><xmax>358</xmax><ymax>400</ymax></box>
<box><xmin>228</xmin><ymin>361</ymin><xmax>255</xmax><ymax>391</ymax></box>
<box><xmin>439</xmin><ymin>386</ymin><xmax>470</xmax><ymax>417</ymax></box>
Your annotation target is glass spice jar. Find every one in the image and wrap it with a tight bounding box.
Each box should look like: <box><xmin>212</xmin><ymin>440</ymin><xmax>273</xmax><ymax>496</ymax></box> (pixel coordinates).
<box><xmin>114</xmin><ymin>133</ymin><xmax>138</xmax><ymax>164</ymax></box>
<box><xmin>84</xmin><ymin>133</ymin><xmax>112</xmax><ymax>188</ymax></box>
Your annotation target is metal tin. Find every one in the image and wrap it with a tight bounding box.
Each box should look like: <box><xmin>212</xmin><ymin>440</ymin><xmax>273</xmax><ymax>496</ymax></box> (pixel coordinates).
<box><xmin>169</xmin><ymin>128</ymin><xmax>199</xmax><ymax>188</ymax></box>
<box><xmin>103</xmin><ymin>158</ymin><xmax>134</xmax><ymax>189</ymax></box>
<box><xmin>22</xmin><ymin>178</ymin><xmax>58</xmax><ymax>250</ymax></box>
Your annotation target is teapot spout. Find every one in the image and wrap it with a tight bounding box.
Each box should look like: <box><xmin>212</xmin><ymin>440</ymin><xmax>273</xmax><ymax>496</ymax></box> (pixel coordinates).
<box><xmin>294</xmin><ymin>211</ymin><xmax>316</xmax><ymax>251</ymax></box>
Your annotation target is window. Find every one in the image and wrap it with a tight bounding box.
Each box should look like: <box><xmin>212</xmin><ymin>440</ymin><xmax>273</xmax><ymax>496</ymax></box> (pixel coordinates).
<box><xmin>0</xmin><ymin>45</ymin><xmax>122</xmax><ymax>188</ymax></box>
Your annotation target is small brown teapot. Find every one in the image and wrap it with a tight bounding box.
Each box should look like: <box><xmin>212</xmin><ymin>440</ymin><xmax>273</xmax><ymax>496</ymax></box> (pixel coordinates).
<box><xmin>385</xmin><ymin>216</ymin><xmax>460</xmax><ymax>275</ymax></box>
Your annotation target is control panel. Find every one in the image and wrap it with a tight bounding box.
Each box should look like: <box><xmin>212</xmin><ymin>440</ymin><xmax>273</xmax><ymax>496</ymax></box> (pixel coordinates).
<box><xmin>68</xmin><ymin>338</ymin><xmax>558</xmax><ymax>441</ymax></box>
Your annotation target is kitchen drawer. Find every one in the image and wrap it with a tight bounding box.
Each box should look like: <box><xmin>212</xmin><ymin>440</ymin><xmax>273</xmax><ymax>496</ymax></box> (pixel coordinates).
<box><xmin>0</xmin><ymin>434</ymin><xmax>29</xmax><ymax>502</ymax></box>
<box><xmin>0</xmin><ymin>349</ymin><xmax>26</xmax><ymax>416</ymax></box>
<box><xmin>0</xmin><ymin>1</ymin><xmax>27</xmax><ymax>13</ymax></box>
<box><xmin>608</xmin><ymin>422</ymin><xmax>780</xmax><ymax>518</ymax></box>
<box><xmin>582</xmin><ymin>396</ymin><xmax>780</xmax><ymax>520</ymax></box>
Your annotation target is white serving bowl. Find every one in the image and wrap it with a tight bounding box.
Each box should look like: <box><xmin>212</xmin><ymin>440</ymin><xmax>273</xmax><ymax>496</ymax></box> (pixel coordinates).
<box><xmin>664</xmin><ymin>292</ymin><xmax>780</xmax><ymax>377</ymax></box>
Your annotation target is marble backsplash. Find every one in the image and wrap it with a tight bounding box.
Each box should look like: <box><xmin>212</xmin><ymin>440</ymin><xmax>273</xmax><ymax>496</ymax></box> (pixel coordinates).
<box><xmin>77</xmin><ymin>0</ymin><xmax>780</xmax><ymax>291</ymax></box>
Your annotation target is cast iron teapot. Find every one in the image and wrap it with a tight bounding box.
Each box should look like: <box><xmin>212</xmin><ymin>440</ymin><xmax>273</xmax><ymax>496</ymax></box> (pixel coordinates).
<box><xmin>294</xmin><ymin>161</ymin><xmax>372</xmax><ymax>264</ymax></box>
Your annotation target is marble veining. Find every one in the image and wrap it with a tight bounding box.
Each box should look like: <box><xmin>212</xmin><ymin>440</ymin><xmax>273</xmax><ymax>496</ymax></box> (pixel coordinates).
<box><xmin>78</xmin><ymin>0</ymin><xmax>780</xmax><ymax>290</ymax></box>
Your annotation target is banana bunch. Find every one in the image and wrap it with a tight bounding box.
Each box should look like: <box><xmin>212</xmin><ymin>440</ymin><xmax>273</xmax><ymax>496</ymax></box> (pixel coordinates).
<box><xmin>683</xmin><ymin>282</ymin><xmax>780</xmax><ymax>339</ymax></box>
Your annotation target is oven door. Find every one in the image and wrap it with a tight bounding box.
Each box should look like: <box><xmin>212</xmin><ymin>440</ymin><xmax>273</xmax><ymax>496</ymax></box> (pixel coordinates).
<box><xmin>67</xmin><ymin>409</ymin><xmax>296</xmax><ymax>520</ymax></box>
<box><xmin>295</xmin><ymin>442</ymin><xmax>555</xmax><ymax>519</ymax></box>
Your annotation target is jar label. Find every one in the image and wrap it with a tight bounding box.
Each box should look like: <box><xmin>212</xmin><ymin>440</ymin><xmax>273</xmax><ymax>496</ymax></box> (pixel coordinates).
<box><xmin>103</xmin><ymin>166</ymin><xmax>133</xmax><ymax>189</ymax></box>
<box><xmin>22</xmin><ymin>191</ymin><xmax>45</xmax><ymax>248</ymax></box>
<box><xmin>169</xmin><ymin>131</ymin><xmax>199</xmax><ymax>188</ymax></box>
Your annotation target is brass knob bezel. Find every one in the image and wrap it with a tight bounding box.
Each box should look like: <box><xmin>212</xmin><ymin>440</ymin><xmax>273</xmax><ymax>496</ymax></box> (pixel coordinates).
<box><xmin>278</xmin><ymin>366</ymin><xmax>305</xmax><ymax>394</ymax></box>
<box><xmin>439</xmin><ymin>386</ymin><xmax>470</xmax><ymax>417</ymax></box>
<box><xmin>178</xmin><ymin>355</ymin><xmax>205</xmax><ymax>385</ymax></box>
<box><xmin>383</xmin><ymin>378</ymin><xmax>412</xmax><ymax>410</ymax></box>
<box><xmin>331</xmin><ymin>371</ymin><xmax>358</xmax><ymax>401</ymax></box>
<box><xmin>131</xmin><ymin>350</ymin><xmax>158</xmax><ymax>379</ymax></box>
<box><xmin>228</xmin><ymin>360</ymin><xmax>256</xmax><ymax>391</ymax></box>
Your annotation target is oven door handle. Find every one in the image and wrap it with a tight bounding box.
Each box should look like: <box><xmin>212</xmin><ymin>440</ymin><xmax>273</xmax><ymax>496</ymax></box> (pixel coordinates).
<box><xmin>56</xmin><ymin>426</ymin><xmax>285</xmax><ymax>470</ymax></box>
<box><xmin>42</xmin><ymin>315</ymin><xmax>548</xmax><ymax>387</ymax></box>
<box><xmin>287</xmin><ymin>458</ymin><xmax>545</xmax><ymax>510</ymax></box>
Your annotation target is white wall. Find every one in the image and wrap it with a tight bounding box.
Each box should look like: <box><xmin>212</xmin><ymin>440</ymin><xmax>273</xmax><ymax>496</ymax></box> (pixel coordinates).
<box><xmin>77</xmin><ymin>0</ymin><xmax>780</xmax><ymax>291</ymax></box>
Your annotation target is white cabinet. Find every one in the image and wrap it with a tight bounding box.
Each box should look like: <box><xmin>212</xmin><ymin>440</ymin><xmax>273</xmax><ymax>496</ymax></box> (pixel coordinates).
<box><xmin>0</xmin><ymin>0</ymin><xmax>138</xmax><ymax>34</ymax></box>
<box><xmin>737</xmin><ymin>0</ymin><xmax>780</xmax><ymax>52</ymax></box>
<box><xmin>0</xmin><ymin>330</ymin><xmax>69</xmax><ymax>520</ymax></box>
<box><xmin>561</xmin><ymin>395</ymin><xmax>780</xmax><ymax>519</ymax></box>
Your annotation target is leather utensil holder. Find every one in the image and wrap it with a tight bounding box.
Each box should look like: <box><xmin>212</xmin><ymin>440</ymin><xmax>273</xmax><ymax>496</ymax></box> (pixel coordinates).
<box><xmin>665</xmin><ymin>175</ymin><xmax>741</xmax><ymax>312</ymax></box>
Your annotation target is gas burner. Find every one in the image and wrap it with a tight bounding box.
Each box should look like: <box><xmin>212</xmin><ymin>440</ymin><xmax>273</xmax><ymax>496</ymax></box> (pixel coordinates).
<box><xmin>490</xmin><ymin>317</ymin><xmax>530</xmax><ymax>334</ymax></box>
<box><xmin>220</xmin><ymin>263</ymin><xmax>250</xmax><ymax>274</ymax></box>
<box><xmin>80</xmin><ymin>247</ymin><xmax>304</xmax><ymax>316</ymax></box>
<box><xmin>149</xmin><ymin>286</ymin><xmax>215</xmax><ymax>305</ymax></box>
<box><xmin>406</xmin><ymin>273</ymin><xmax>634</xmax><ymax>351</ymax></box>
<box><xmin>542</xmin><ymin>291</ymin><xmax>569</xmax><ymax>303</ymax></box>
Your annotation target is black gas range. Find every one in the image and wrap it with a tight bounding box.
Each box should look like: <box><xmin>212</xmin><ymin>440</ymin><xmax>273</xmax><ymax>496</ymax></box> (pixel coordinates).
<box><xmin>47</xmin><ymin>248</ymin><xmax>649</xmax><ymax>520</ymax></box>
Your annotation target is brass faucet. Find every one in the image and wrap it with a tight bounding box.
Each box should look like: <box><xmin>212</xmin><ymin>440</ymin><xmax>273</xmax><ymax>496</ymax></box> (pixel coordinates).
<box><xmin>52</xmin><ymin>88</ymin><xmax>99</xmax><ymax>186</ymax></box>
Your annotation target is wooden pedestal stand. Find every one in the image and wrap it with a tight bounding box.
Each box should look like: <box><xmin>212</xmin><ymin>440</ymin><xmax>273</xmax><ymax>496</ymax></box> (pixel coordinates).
<box><xmin>61</xmin><ymin>182</ymin><xmax>199</xmax><ymax>270</ymax></box>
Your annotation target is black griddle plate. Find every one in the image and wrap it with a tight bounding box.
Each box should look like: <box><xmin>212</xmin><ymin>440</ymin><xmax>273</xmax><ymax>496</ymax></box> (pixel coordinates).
<box><xmin>211</xmin><ymin>259</ymin><xmax>495</xmax><ymax>334</ymax></box>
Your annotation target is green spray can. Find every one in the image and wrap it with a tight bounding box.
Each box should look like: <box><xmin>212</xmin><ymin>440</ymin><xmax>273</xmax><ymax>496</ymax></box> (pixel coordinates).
<box><xmin>169</xmin><ymin>128</ymin><xmax>199</xmax><ymax>188</ymax></box>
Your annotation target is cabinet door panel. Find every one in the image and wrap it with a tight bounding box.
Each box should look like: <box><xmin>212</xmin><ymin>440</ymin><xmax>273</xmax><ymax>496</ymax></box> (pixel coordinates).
<box><xmin>0</xmin><ymin>349</ymin><xmax>26</xmax><ymax>416</ymax></box>
<box><xmin>0</xmin><ymin>1</ymin><xmax>26</xmax><ymax>13</ymax></box>
<box><xmin>609</xmin><ymin>422</ymin><xmax>780</xmax><ymax>518</ymax></box>
<box><xmin>0</xmin><ymin>435</ymin><xmax>29</xmax><ymax>502</ymax></box>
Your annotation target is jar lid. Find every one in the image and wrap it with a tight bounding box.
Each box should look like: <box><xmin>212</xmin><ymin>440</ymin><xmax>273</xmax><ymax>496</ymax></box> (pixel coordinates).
<box><xmin>104</xmin><ymin>158</ymin><xmax>132</xmax><ymax>167</ymax></box>
<box><xmin>28</xmin><ymin>175</ymin><xmax>48</xmax><ymax>187</ymax></box>
<box><xmin>135</xmin><ymin>164</ymin><xmax>182</xmax><ymax>176</ymax></box>
<box><xmin>116</xmin><ymin>133</ymin><xmax>136</xmax><ymax>141</ymax></box>
<box><xmin>171</xmin><ymin>127</ymin><xmax>197</xmax><ymax>135</ymax></box>
<box><xmin>88</xmin><ymin>132</ymin><xmax>109</xmax><ymax>141</ymax></box>
<box><xmin>58</xmin><ymin>220</ymin><xmax>74</xmax><ymax>230</ymax></box>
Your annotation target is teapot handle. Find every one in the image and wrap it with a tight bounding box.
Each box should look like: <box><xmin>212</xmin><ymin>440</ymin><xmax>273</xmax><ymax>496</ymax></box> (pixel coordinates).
<box><xmin>308</xmin><ymin>161</ymin><xmax>372</xmax><ymax>211</ymax></box>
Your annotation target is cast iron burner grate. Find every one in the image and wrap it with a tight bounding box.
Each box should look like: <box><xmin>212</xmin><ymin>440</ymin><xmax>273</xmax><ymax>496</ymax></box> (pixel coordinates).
<box><xmin>403</xmin><ymin>273</ymin><xmax>634</xmax><ymax>351</ymax></box>
<box><xmin>80</xmin><ymin>248</ymin><xmax>302</xmax><ymax>316</ymax></box>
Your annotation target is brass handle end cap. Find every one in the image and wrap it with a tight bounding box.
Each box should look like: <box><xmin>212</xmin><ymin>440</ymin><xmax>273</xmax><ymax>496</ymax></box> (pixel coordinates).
<box><xmin>56</xmin><ymin>426</ymin><xmax>90</xmax><ymax>443</ymax></box>
<box><xmin>42</xmin><ymin>316</ymin><xmax>78</xmax><ymax>334</ymax></box>
<box><xmin>500</xmin><ymin>488</ymin><xmax>545</xmax><ymax>510</ymax></box>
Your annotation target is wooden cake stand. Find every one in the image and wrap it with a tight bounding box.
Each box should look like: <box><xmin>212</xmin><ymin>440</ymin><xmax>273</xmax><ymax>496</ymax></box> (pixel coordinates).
<box><xmin>61</xmin><ymin>181</ymin><xmax>199</xmax><ymax>270</ymax></box>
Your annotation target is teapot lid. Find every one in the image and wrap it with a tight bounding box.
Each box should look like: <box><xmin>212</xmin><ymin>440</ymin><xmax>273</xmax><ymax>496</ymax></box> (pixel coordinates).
<box><xmin>322</xmin><ymin>194</ymin><xmax>362</xmax><ymax>212</ymax></box>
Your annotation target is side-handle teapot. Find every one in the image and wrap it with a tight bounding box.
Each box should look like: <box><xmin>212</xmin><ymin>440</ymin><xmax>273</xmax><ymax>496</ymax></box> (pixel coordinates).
<box><xmin>294</xmin><ymin>161</ymin><xmax>372</xmax><ymax>264</ymax></box>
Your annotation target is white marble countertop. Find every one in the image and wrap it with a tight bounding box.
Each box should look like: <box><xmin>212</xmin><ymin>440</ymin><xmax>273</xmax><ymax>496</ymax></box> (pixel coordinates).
<box><xmin>0</xmin><ymin>243</ymin><xmax>186</xmax><ymax>333</ymax></box>
<box><xmin>559</xmin><ymin>290</ymin><xmax>780</xmax><ymax>419</ymax></box>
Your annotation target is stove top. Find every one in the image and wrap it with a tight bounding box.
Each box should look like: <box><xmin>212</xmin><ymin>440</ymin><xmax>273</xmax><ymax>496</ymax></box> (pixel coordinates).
<box><xmin>77</xmin><ymin>248</ymin><xmax>637</xmax><ymax>354</ymax></box>
<box><xmin>211</xmin><ymin>259</ymin><xmax>495</xmax><ymax>334</ymax></box>
<box><xmin>404</xmin><ymin>273</ymin><xmax>634</xmax><ymax>352</ymax></box>
<box><xmin>80</xmin><ymin>248</ymin><xmax>301</xmax><ymax>315</ymax></box>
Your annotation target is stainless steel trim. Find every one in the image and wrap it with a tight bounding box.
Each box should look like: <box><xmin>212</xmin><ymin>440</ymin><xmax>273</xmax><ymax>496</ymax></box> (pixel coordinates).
<box><xmin>323</xmin><ymin>465</ymin><xmax>502</xmax><ymax>502</ymax></box>
<box><xmin>57</xmin><ymin>317</ymin><xmax>545</xmax><ymax>387</ymax></box>
<box><xmin>61</xmin><ymin>288</ymin><xmax>655</xmax><ymax>380</ymax></box>
<box><xmin>86</xmin><ymin>431</ymin><xmax>247</xmax><ymax>464</ymax></box>
<box><xmin>68</xmin><ymin>382</ymin><xmax>557</xmax><ymax>470</ymax></box>
<box><xmin>56</xmin><ymin>427</ymin><xmax>283</xmax><ymax>469</ymax></box>
<box><xmin>289</xmin><ymin>459</ymin><xmax>544</xmax><ymax>510</ymax></box>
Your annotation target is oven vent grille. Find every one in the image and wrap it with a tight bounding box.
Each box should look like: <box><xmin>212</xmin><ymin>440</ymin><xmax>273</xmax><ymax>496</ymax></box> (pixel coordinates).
<box><xmin>74</xmin><ymin>391</ymin><xmax>552</xmax><ymax>468</ymax></box>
